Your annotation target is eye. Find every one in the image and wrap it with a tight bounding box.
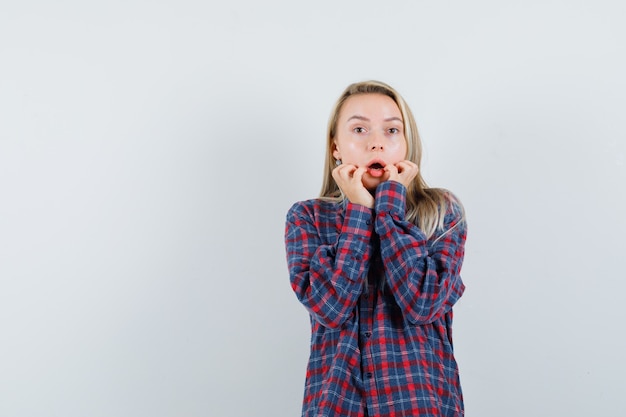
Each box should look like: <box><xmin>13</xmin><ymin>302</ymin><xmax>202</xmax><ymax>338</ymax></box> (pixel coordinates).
<box><xmin>388</xmin><ymin>127</ymin><xmax>400</xmax><ymax>134</ymax></box>
<box><xmin>353</xmin><ymin>127</ymin><xmax>366</xmax><ymax>134</ymax></box>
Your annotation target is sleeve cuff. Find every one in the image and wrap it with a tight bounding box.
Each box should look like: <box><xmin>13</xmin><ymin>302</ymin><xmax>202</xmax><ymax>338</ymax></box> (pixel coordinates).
<box><xmin>341</xmin><ymin>201</ymin><xmax>374</xmax><ymax>237</ymax></box>
<box><xmin>374</xmin><ymin>181</ymin><xmax>407</xmax><ymax>217</ymax></box>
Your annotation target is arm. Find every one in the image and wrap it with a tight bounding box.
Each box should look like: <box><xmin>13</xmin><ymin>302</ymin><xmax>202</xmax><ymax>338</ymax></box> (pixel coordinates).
<box><xmin>285</xmin><ymin>201</ymin><xmax>374</xmax><ymax>328</ymax></box>
<box><xmin>374</xmin><ymin>181</ymin><xmax>466</xmax><ymax>325</ymax></box>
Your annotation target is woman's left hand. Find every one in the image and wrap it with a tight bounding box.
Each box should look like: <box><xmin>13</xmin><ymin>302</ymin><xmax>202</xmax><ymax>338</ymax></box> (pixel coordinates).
<box><xmin>385</xmin><ymin>160</ymin><xmax>419</xmax><ymax>189</ymax></box>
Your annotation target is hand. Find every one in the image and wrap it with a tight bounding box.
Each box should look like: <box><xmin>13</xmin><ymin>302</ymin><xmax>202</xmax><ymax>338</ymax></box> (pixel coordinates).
<box><xmin>385</xmin><ymin>160</ymin><xmax>419</xmax><ymax>189</ymax></box>
<box><xmin>332</xmin><ymin>164</ymin><xmax>375</xmax><ymax>208</ymax></box>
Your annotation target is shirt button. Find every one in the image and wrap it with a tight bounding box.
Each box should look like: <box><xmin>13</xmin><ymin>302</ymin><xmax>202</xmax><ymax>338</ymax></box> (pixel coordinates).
<box><xmin>366</xmin><ymin>220</ymin><xmax>371</xmax><ymax>225</ymax></box>
<box><xmin>365</xmin><ymin>372</ymin><xmax>373</xmax><ymax>379</ymax></box>
<box><xmin>364</xmin><ymin>332</ymin><xmax>371</xmax><ymax>338</ymax></box>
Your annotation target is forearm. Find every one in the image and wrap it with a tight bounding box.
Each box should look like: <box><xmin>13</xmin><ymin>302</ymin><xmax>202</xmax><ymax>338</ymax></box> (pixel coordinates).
<box><xmin>286</xmin><ymin>201</ymin><xmax>374</xmax><ymax>328</ymax></box>
<box><xmin>374</xmin><ymin>181</ymin><xmax>466</xmax><ymax>324</ymax></box>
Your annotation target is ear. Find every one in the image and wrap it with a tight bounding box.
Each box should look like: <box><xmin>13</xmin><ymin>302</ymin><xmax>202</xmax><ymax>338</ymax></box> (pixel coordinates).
<box><xmin>332</xmin><ymin>142</ymin><xmax>341</xmax><ymax>160</ymax></box>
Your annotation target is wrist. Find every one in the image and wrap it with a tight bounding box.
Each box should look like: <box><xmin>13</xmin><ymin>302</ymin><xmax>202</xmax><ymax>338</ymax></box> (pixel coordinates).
<box><xmin>374</xmin><ymin>181</ymin><xmax>406</xmax><ymax>215</ymax></box>
<box><xmin>351</xmin><ymin>196</ymin><xmax>374</xmax><ymax>209</ymax></box>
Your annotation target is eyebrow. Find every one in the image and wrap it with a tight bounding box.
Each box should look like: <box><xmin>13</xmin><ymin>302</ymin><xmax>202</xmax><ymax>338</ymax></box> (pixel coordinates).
<box><xmin>347</xmin><ymin>115</ymin><xmax>403</xmax><ymax>123</ymax></box>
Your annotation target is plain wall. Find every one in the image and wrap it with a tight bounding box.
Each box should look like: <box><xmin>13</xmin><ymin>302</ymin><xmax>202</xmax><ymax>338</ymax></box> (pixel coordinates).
<box><xmin>1</xmin><ymin>1</ymin><xmax>625</xmax><ymax>416</ymax></box>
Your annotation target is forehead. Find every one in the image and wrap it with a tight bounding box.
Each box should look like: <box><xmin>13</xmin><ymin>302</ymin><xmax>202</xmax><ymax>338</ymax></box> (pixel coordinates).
<box><xmin>339</xmin><ymin>93</ymin><xmax>402</xmax><ymax>121</ymax></box>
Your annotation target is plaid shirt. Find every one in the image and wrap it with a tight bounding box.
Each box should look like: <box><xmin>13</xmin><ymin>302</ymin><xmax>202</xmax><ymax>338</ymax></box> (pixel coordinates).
<box><xmin>285</xmin><ymin>181</ymin><xmax>466</xmax><ymax>417</ymax></box>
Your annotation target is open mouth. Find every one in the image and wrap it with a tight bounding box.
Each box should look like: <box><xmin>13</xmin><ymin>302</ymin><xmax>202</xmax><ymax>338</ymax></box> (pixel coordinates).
<box><xmin>367</xmin><ymin>161</ymin><xmax>386</xmax><ymax>178</ymax></box>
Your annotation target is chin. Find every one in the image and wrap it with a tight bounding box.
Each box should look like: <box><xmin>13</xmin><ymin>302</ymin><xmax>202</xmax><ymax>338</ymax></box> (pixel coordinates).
<box><xmin>363</xmin><ymin>178</ymin><xmax>381</xmax><ymax>192</ymax></box>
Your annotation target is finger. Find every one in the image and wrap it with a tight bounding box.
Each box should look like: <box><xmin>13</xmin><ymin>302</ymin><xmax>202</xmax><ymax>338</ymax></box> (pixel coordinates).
<box><xmin>333</xmin><ymin>163</ymin><xmax>355</xmax><ymax>177</ymax></box>
<box><xmin>342</xmin><ymin>164</ymin><xmax>358</xmax><ymax>180</ymax></box>
<box><xmin>394</xmin><ymin>160</ymin><xmax>412</xmax><ymax>171</ymax></box>
<box><xmin>333</xmin><ymin>165</ymin><xmax>359</xmax><ymax>188</ymax></box>
<box><xmin>332</xmin><ymin>165</ymin><xmax>342</xmax><ymax>180</ymax></box>
<box><xmin>406</xmin><ymin>160</ymin><xmax>419</xmax><ymax>170</ymax></box>
<box><xmin>352</xmin><ymin>166</ymin><xmax>367</xmax><ymax>182</ymax></box>
<box><xmin>384</xmin><ymin>163</ymin><xmax>399</xmax><ymax>175</ymax></box>
<box><xmin>332</xmin><ymin>165</ymin><xmax>347</xmax><ymax>183</ymax></box>
<box><xmin>348</xmin><ymin>167</ymin><xmax>364</xmax><ymax>186</ymax></box>
<box><xmin>394</xmin><ymin>161</ymin><xmax>407</xmax><ymax>173</ymax></box>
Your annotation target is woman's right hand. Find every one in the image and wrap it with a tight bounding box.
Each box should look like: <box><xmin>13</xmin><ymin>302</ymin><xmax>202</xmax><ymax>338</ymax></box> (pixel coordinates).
<box><xmin>332</xmin><ymin>164</ymin><xmax>374</xmax><ymax>208</ymax></box>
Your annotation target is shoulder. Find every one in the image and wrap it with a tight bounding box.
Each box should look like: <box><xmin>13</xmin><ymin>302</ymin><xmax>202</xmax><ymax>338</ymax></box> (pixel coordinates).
<box><xmin>443</xmin><ymin>189</ymin><xmax>465</xmax><ymax>218</ymax></box>
<box><xmin>424</xmin><ymin>188</ymin><xmax>464</xmax><ymax>214</ymax></box>
<box><xmin>441</xmin><ymin>190</ymin><xmax>467</xmax><ymax>241</ymax></box>
<box><xmin>426</xmin><ymin>188</ymin><xmax>467</xmax><ymax>232</ymax></box>
<box><xmin>286</xmin><ymin>198</ymin><xmax>342</xmax><ymax>223</ymax></box>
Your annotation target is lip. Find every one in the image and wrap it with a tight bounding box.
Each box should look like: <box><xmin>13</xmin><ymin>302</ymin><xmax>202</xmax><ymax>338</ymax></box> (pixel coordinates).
<box><xmin>365</xmin><ymin>158</ymin><xmax>387</xmax><ymax>178</ymax></box>
<box><xmin>366</xmin><ymin>158</ymin><xmax>387</xmax><ymax>170</ymax></box>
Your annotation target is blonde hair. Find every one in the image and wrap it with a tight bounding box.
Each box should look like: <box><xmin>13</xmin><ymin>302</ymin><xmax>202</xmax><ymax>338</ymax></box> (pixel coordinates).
<box><xmin>319</xmin><ymin>80</ymin><xmax>464</xmax><ymax>239</ymax></box>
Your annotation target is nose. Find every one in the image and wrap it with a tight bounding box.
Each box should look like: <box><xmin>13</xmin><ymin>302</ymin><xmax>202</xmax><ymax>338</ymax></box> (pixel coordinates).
<box><xmin>369</xmin><ymin>133</ymin><xmax>385</xmax><ymax>151</ymax></box>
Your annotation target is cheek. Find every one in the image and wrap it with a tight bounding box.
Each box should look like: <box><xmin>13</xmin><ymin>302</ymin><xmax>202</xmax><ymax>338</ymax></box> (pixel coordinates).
<box><xmin>390</xmin><ymin>139</ymin><xmax>408</xmax><ymax>157</ymax></box>
<box><xmin>339</xmin><ymin>141</ymin><xmax>362</xmax><ymax>156</ymax></box>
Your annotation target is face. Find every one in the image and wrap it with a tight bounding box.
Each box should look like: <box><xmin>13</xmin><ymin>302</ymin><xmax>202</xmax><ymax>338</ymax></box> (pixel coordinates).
<box><xmin>332</xmin><ymin>93</ymin><xmax>407</xmax><ymax>191</ymax></box>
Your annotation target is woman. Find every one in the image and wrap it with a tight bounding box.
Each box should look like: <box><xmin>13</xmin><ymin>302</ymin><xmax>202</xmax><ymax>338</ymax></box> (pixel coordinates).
<box><xmin>285</xmin><ymin>80</ymin><xmax>467</xmax><ymax>416</ymax></box>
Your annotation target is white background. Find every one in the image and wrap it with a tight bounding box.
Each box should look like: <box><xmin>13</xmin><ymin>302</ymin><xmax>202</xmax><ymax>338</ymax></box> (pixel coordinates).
<box><xmin>1</xmin><ymin>1</ymin><xmax>625</xmax><ymax>416</ymax></box>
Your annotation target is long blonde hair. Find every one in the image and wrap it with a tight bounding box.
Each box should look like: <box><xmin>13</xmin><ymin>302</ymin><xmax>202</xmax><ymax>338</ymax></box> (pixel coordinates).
<box><xmin>319</xmin><ymin>80</ymin><xmax>464</xmax><ymax>239</ymax></box>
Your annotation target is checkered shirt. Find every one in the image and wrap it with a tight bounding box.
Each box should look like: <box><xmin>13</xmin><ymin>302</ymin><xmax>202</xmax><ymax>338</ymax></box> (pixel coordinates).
<box><xmin>285</xmin><ymin>180</ymin><xmax>466</xmax><ymax>417</ymax></box>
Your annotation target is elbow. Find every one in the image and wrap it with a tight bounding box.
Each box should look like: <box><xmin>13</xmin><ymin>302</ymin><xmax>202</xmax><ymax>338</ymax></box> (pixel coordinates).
<box><xmin>292</xmin><ymin>283</ymin><xmax>355</xmax><ymax>329</ymax></box>
<box><xmin>309</xmin><ymin>307</ymin><xmax>354</xmax><ymax>329</ymax></box>
<box><xmin>291</xmin><ymin>271</ymin><xmax>359</xmax><ymax>329</ymax></box>
<box><xmin>404</xmin><ymin>306</ymin><xmax>448</xmax><ymax>325</ymax></box>
<box><xmin>403</xmin><ymin>288</ymin><xmax>464</xmax><ymax>323</ymax></box>
<box><xmin>403</xmin><ymin>286</ymin><xmax>462</xmax><ymax>325</ymax></box>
